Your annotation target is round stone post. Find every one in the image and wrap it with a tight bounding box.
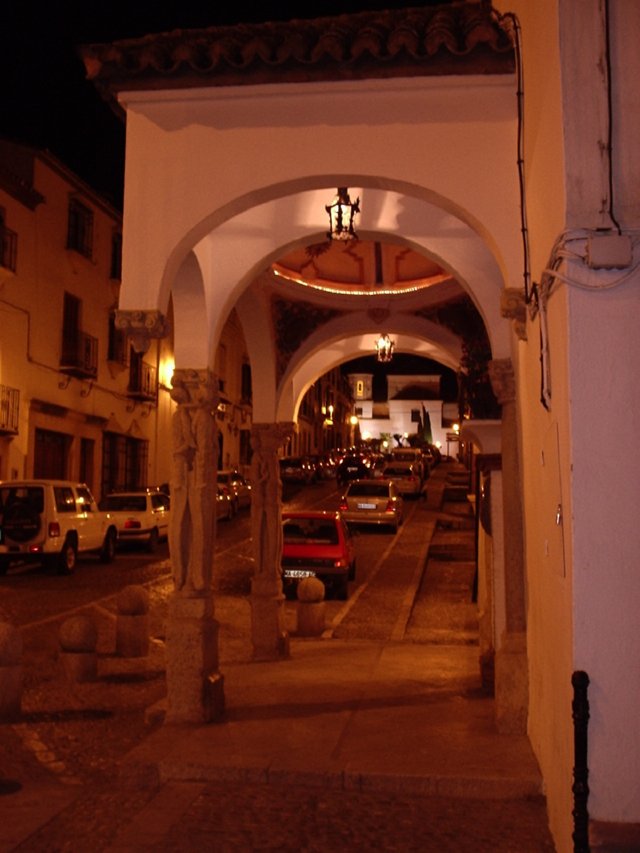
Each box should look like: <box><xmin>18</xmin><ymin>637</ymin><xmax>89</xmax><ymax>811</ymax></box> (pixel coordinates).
<box><xmin>0</xmin><ymin>619</ymin><xmax>23</xmax><ymax>720</ymax></box>
<box><xmin>249</xmin><ymin>422</ymin><xmax>294</xmax><ymax>661</ymax></box>
<box><xmin>296</xmin><ymin>577</ymin><xmax>326</xmax><ymax>637</ymax></box>
<box><xmin>59</xmin><ymin>614</ymin><xmax>98</xmax><ymax>683</ymax></box>
<box><xmin>116</xmin><ymin>585</ymin><xmax>150</xmax><ymax>658</ymax></box>
<box><xmin>166</xmin><ymin>368</ymin><xmax>225</xmax><ymax>723</ymax></box>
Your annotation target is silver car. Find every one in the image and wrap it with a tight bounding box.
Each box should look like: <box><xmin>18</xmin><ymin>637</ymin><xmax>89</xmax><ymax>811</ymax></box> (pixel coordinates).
<box><xmin>381</xmin><ymin>462</ymin><xmax>424</xmax><ymax>498</ymax></box>
<box><xmin>339</xmin><ymin>479</ymin><xmax>404</xmax><ymax>532</ymax></box>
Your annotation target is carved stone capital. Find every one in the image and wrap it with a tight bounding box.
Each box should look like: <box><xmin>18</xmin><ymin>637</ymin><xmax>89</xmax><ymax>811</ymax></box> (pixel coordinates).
<box><xmin>115</xmin><ymin>309</ymin><xmax>168</xmax><ymax>354</ymax></box>
<box><xmin>251</xmin><ymin>421</ymin><xmax>295</xmax><ymax>453</ymax></box>
<box><xmin>488</xmin><ymin>358</ymin><xmax>516</xmax><ymax>405</ymax></box>
<box><xmin>170</xmin><ymin>368</ymin><xmax>219</xmax><ymax>410</ymax></box>
<box><xmin>500</xmin><ymin>288</ymin><xmax>527</xmax><ymax>341</ymax></box>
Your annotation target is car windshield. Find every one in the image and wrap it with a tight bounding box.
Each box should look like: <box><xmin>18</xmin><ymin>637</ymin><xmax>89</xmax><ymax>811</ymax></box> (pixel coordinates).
<box><xmin>384</xmin><ymin>467</ymin><xmax>411</xmax><ymax>477</ymax></box>
<box><xmin>283</xmin><ymin>518</ymin><xmax>339</xmax><ymax>544</ymax></box>
<box><xmin>100</xmin><ymin>495</ymin><xmax>147</xmax><ymax>512</ymax></box>
<box><xmin>347</xmin><ymin>483</ymin><xmax>390</xmax><ymax>497</ymax></box>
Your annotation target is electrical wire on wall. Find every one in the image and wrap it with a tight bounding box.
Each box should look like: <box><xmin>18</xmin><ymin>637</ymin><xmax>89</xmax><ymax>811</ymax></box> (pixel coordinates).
<box><xmin>492</xmin><ymin>8</ymin><xmax>532</xmax><ymax>307</ymax></box>
<box><xmin>495</xmin><ymin>1</ymin><xmax>635</xmax><ymax>411</ymax></box>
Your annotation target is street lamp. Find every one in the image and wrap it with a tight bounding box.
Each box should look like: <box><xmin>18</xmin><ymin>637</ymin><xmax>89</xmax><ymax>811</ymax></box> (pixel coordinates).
<box><xmin>326</xmin><ymin>187</ymin><xmax>360</xmax><ymax>241</ymax></box>
<box><xmin>375</xmin><ymin>333</ymin><xmax>395</xmax><ymax>363</ymax></box>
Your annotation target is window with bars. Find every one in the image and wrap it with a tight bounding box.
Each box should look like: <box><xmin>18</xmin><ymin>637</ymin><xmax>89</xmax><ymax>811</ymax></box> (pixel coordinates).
<box><xmin>101</xmin><ymin>432</ymin><xmax>148</xmax><ymax>495</ymax></box>
<box><xmin>107</xmin><ymin>311</ymin><xmax>128</xmax><ymax>364</ymax></box>
<box><xmin>67</xmin><ymin>197</ymin><xmax>93</xmax><ymax>258</ymax></box>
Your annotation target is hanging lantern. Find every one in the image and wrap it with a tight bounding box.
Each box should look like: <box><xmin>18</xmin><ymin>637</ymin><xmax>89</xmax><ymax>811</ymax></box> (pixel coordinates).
<box><xmin>375</xmin><ymin>333</ymin><xmax>395</xmax><ymax>363</ymax></box>
<box><xmin>326</xmin><ymin>187</ymin><xmax>360</xmax><ymax>241</ymax></box>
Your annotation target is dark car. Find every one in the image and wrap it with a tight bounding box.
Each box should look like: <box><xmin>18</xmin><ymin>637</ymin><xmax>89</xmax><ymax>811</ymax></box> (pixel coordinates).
<box><xmin>281</xmin><ymin>510</ymin><xmax>356</xmax><ymax>600</ymax></box>
<box><xmin>336</xmin><ymin>455</ymin><xmax>371</xmax><ymax>486</ymax></box>
<box><xmin>279</xmin><ymin>457</ymin><xmax>315</xmax><ymax>484</ymax></box>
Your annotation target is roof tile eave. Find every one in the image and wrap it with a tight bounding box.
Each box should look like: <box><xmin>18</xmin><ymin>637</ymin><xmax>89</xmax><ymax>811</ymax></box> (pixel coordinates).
<box><xmin>80</xmin><ymin>4</ymin><xmax>514</xmax><ymax>101</ymax></box>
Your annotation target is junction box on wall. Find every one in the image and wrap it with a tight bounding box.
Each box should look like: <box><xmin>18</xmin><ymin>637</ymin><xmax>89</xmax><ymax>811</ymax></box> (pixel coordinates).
<box><xmin>586</xmin><ymin>233</ymin><xmax>632</xmax><ymax>269</ymax></box>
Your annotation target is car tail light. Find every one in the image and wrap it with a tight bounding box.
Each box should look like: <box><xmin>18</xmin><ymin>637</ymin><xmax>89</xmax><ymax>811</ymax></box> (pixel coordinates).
<box><xmin>48</xmin><ymin>521</ymin><xmax>61</xmax><ymax>538</ymax></box>
<box><xmin>334</xmin><ymin>558</ymin><xmax>348</xmax><ymax>568</ymax></box>
<box><xmin>385</xmin><ymin>500</ymin><xmax>395</xmax><ymax>513</ymax></box>
<box><xmin>124</xmin><ymin>519</ymin><xmax>142</xmax><ymax>529</ymax></box>
<box><xmin>339</xmin><ymin>499</ymin><xmax>348</xmax><ymax>511</ymax></box>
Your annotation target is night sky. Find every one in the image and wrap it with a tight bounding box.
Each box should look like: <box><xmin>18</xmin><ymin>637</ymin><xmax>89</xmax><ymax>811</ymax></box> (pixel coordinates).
<box><xmin>1</xmin><ymin>0</ymin><xmax>447</xmax><ymax>207</ymax></box>
<box><xmin>2</xmin><ymin>0</ymin><xmax>457</xmax><ymax>388</ymax></box>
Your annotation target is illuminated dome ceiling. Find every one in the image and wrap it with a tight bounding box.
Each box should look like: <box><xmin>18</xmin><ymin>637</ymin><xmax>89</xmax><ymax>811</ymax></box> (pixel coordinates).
<box><xmin>273</xmin><ymin>240</ymin><xmax>454</xmax><ymax>297</ymax></box>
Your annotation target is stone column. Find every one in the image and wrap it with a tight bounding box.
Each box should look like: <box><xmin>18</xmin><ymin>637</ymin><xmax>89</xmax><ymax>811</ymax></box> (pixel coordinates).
<box><xmin>488</xmin><ymin>358</ymin><xmax>529</xmax><ymax>734</ymax></box>
<box><xmin>165</xmin><ymin>368</ymin><xmax>224</xmax><ymax>723</ymax></box>
<box><xmin>249</xmin><ymin>422</ymin><xmax>294</xmax><ymax>661</ymax></box>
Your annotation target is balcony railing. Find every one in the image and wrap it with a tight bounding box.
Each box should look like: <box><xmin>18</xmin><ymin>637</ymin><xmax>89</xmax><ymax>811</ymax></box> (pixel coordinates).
<box><xmin>128</xmin><ymin>361</ymin><xmax>157</xmax><ymax>402</ymax></box>
<box><xmin>60</xmin><ymin>331</ymin><xmax>98</xmax><ymax>379</ymax></box>
<box><xmin>0</xmin><ymin>384</ymin><xmax>19</xmax><ymax>434</ymax></box>
<box><xmin>1</xmin><ymin>227</ymin><xmax>17</xmax><ymax>273</ymax></box>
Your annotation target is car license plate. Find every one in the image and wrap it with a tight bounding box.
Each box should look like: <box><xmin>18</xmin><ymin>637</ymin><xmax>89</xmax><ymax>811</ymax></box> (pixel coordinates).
<box><xmin>285</xmin><ymin>569</ymin><xmax>316</xmax><ymax>579</ymax></box>
<box><xmin>357</xmin><ymin>502</ymin><xmax>376</xmax><ymax>509</ymax></box>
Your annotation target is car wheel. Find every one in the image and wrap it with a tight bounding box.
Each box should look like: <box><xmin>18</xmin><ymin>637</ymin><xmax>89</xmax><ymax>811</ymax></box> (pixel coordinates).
<box><xmin>58</xmin><ymin>538</ymin><xmax>77</xmax><ymax>575</ymax></box>
<box><xmin>348</xmin><ymin>560</ymin><xmax>357</xmax><ymax>582</ymax></box>
<box><xmin>0</xmin><ymin>558</ymin><xmax>9</xmax><ymax>576</ymax></box>
<box><xmin>147</xmin><ymin>527</ymin><xmax>159</xmax><ymax>554</ymax></box>
<box><xmin>99</xmin><ymin>528</ymin><xmax>117</xmax><ymax>563</ymax></box>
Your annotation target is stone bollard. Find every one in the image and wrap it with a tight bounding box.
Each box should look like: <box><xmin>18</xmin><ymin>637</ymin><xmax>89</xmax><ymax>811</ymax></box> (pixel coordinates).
<box><xmin>296</xmin><ymin>577</ymin><xmax>326</xmax><ymax>636</ymax></box>
<box><xmin>0</xmin><ymin>619</ymin><xmax>23</xmax><ymax>720</ymax></box>
<box><xmin>59</xmin><ymin>614</ymin><xmax>98</xmax><ymax>682</ymax></box>
<box><xmin>116</xmin><ymin>585</ymin><xmax>150</xmax><ymax>658</ymax></box>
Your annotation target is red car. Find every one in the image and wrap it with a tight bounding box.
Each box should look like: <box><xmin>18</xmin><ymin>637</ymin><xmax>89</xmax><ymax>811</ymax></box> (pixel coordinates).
<box><xmin>281</xmin><ymin>510</ymin><xmax>356</xmax><ymax>600</ymax></box>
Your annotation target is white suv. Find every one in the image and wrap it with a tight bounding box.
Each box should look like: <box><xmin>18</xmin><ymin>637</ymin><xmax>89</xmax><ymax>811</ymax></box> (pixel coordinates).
<box><xmin>0</xmin><ymin>480</ymin><xmax>118</xmax><ymax>575</ymax></box>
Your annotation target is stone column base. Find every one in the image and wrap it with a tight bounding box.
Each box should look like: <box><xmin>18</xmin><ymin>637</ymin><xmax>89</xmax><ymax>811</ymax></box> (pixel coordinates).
<box><xmin>495</xmin><ymin>631</ymin><xmax>528</xmax><ymax>734</ymax></box>
<box><xmin>250</xmin><ymin>579</ymin><xmax>289</xmax><ymax>661</ymax></box>
<box><xmin>165</xmin><ymin>593</ymin><xmax>225</xmax><ymax>724</ymax></box>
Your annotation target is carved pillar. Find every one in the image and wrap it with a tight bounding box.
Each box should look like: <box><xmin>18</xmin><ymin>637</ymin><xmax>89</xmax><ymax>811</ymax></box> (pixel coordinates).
<box><xmin>165</xmin><ymin>368</ymin><xmax>224</xmax><ymax>723</ymax></box>
<box><xmin>249</xmin><ymin>422</ymin><xmax>294</xmax><ymax>661</ymax></box>
<box><xmin>488</xmin><ymin>358</ymin><xmax>529</xmax><ymax>734</ymax></box>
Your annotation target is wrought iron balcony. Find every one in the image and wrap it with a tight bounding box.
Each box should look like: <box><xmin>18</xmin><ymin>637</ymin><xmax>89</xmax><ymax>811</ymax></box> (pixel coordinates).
<box><xmin>1</xmin><ymin>226</ymin><xmax>17</xmax><ymax>273</ymax></box>
<box><xmin>0</xmin><ymin>384</ymin><xmax>19</xmax><ymax>434</ymax></box>
<box><xmin>60</xmin><ymin>331</ymin><xmax>98</xmax><ymax>379</ymax></box>
<box><xmin>128</xmin><ymin>360</ymin><xmax>157</xmax><ymax>402</ymax></box>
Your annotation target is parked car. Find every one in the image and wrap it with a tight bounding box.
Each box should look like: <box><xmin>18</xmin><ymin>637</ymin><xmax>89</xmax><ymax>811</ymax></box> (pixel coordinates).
<box><xmin>279</xmin><ymin>457</ymin><xmax>315</xmax><ymax>484</ymax></box>
<box><xmin>217</xmin><ymin>470</ymin><xmax>252</xmax><ymax>514</ymax></box>
<box><xmin>99</xmin><ymin>489</ymin><xmax>170</xmax><ymax>552</ymax></box>
<box><xmin>381</xmin><ymin>462</ymin><xmax>424</xmax><ymax>498</ymax></box>
<box><xmin>281</xmin><ymin>510</ymin><xmax>356</xmax><ymax>600</ymax></box>
<box><xmin>339</xmin><ymin>479</ymin><xmax>404</xmax><ymax>532</ymax></box>
<box><xmin>0</xmin><ymin>480</ymin><xmax>118</xmax><ymax>575</ymax></box>
<box><xmin>216</xmin><ymin>486</ymin><xmax>234</xmax><ymax>521</ymax></box>
<box><xmin>336</xmin><ymin>455</ymin><xmax>371</xmax><ymax>486</ymax></box>
<box><xmin>391</xmin><ymin>448</ymin><xmax>428</xmax><ymax>481</ymax></box>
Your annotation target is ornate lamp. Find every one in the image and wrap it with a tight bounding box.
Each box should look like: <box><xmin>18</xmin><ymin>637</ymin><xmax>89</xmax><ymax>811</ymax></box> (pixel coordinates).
<box><xmin>375</xmin><ymin>333</ymin><xmax>395</xmax><ymax>363</ymax></box>
<box><xmin>326</xmin><ymin>187</ymin><xmax>360</xmax><ymax>241</ymax></box>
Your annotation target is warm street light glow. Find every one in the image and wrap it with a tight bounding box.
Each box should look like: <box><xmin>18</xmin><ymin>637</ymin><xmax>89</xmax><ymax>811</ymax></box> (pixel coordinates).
<box><xmin>375</xmin><ymin>333</ymin><xmax>395</xmax><ymax>363</ymax></box>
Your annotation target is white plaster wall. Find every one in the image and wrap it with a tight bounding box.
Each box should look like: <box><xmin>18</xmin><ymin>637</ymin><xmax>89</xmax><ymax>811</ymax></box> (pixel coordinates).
<box><xmin>118</xmin><ymin>74</ymin><xmax>520</xmax><ymax>365</ymax></box>
<box><xmin>569</xmin><ymin>272</ymin><xmax>640</xmax><ymax>822</ymax></box>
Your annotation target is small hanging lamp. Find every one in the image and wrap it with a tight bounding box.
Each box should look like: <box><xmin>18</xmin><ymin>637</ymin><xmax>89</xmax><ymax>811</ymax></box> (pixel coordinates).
<box><xmin>375</xmin><ymin>333</ymin><xmax>395</xmax><ymax>363</ymax></box>
<box><xmin>326</xmin><ymin>187</ymin><xmax>360</xmax><ymax>241</ymax></box>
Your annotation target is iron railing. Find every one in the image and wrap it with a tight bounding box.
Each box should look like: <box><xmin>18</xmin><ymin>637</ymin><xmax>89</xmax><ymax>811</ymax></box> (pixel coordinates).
<box><xmin>128</xmin><ymin>360</ymin><xmax>157</xmax><ymax>402</ymax></box>
<box><xmin>60</xmin><ymin>330</ymin><xmax>98</xmax><ymax>378</ymax></box>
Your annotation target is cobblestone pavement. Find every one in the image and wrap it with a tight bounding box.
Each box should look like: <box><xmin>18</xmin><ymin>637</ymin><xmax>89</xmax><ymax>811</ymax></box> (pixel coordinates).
<box><xmin>9</xmin><ymin>777</ymin><xmax>554</xmax><ymax>852</ymax></box>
